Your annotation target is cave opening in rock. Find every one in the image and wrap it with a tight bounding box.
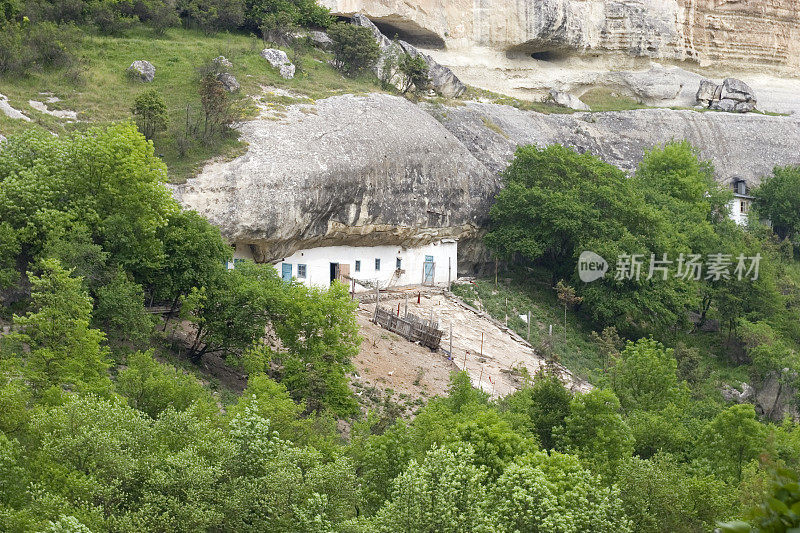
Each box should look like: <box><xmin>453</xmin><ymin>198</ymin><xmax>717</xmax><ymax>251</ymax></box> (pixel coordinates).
<box><xmin>530</xmin><ymin>50</ymin><xmax>559</xmax><ymax>62</ymax></box>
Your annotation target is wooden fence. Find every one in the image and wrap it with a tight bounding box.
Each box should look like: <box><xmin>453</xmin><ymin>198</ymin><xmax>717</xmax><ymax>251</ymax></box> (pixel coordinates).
<box><xmin>374</xmin><ymin>306</ymin><xmax>443</xmax><ymax>351</ymax></box>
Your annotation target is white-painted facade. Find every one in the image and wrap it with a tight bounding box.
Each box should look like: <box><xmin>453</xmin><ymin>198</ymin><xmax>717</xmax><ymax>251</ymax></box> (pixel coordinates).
<box><xmin>234</xmin><ymin>240</ymin><xmax>458</xmax><ymax>291</ymax></box>
<box><xmin>728</xmin><ymin>178</ymin><xmax>754</xmax><ymax>226</ymax></box>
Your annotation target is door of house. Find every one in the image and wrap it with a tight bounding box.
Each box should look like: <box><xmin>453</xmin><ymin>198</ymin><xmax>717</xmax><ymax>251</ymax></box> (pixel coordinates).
<box><xmin>329</xmin><ymin>262</ymin><xmax>340</xmax><ymax>283</ymax></box>
<box><xmin>423</xmin><ymin>256</ymin><xmax>435</xmax><ymax>284</ymax></box>
<box><xmin>339</xmin><ymin>263</ymin><xmax>350</xmax><ymax>282</ymax></box>
<box><xmin>281</xmin><ymin>263</ymin><xmax>292</xmax><ymax>281</ymax></box>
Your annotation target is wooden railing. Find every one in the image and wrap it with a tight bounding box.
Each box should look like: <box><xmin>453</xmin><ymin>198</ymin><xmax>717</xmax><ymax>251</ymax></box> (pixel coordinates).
<box><xmin>374</xmin><ymin>306</ymin><xmax>443</xmax><ymax>351</ymax></box>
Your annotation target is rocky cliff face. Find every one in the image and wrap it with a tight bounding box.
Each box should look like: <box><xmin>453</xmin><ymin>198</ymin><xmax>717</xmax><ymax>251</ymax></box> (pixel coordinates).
<box><xmin>172</xmin><ymin>93</ymin><xmax>497</xmax><ymax>263</ymax></box>
<box><xmin>322</xmin><ymin>0</ymin><xmax>800</xmax><ymax>109</ymax></box>
<box><xmin>324</xmin><ymin>0</ymin><xmax>800</xmax><ymax>71</ymax></box>
<box><xmin>174</xmin><ymin>92</ymin><xmax>800</xmax><ymax>266</ymax></box>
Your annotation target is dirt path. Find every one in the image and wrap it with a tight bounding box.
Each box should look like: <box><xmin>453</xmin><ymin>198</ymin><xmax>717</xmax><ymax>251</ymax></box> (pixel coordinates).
<box><xmin>351</xmin><ymin>310</ymin><xmax>458</xmax><ymax>414</ymax></box>
<box><xmin>356</xmin><ymin>287</ymin><xmax>590</xmax><ymax>400</ymax></box>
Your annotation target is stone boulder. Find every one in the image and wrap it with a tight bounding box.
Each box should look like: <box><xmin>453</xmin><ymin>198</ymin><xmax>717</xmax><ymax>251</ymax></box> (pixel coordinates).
<box><xmin>127</xmin><ymin>60</ymin><xmax>155</xmax><ymax>82</ymax></box>
<box><xmin>549</xmin><ymin>90</ymin><xmax>590</xmax><ymax>111</ymax></box>
<box><xmin>217</xmin><ymin>72</ymin><xmax>240</xmax><ymax>92</ymax></box>
<box><xmin>308</xmin><ymin>30</ymin><xmax>333</xmax><ymax>49</ymax></box>
<box><xmin>261</xmin><ymin>48</ymin><xmax>295</xmax><ymax>79</ymax></box>
<box><xmin>213</xmin><ymin>56</ymin><xmax>233</xmax><ymax>69</ymax></box>
<box><xmin>721</xmin><ymin>382</ymin><xmax>755</xmax><ymax>403</ymax></box>
<box><xmin>350</xmin><ymin>13</ymin><xmax>466</xmax><ymax>98</ymax></box>
<box><xmin>697</xmin><ymin>77</ymin><xmax>757</xmax><ymax>113</ymax></box>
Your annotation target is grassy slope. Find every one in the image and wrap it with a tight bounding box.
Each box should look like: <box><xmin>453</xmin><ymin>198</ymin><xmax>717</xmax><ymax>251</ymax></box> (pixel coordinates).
<box><xmin>451</xmin><ymin>267</ymin><xmax>752</xmax><ymax>397</ymax></box>
<box><xmin>0</xmin><ymin>26</ymin><xmax>381</xmax><ymax>182</ymax></box>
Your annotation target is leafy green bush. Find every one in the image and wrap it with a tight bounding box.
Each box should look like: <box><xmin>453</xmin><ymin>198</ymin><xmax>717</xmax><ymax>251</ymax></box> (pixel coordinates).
<box><xmin>398</xmin><ymin>53</ymin><xmax>428</xmax><ymax>94</ymax></box>
<box><xmin>132</xmin><ymin>89</ymin><xmax>169</xmax><ymax>140</ymax></box>
<box><xmin>0</xmin><ymin>21</ymin><xmax>79</xmax><ymax>76</ymax></box>
<box><xmin>328</xmin><ymin>21</ymin><xmax>380</xmax><ymax>77</ymax></box>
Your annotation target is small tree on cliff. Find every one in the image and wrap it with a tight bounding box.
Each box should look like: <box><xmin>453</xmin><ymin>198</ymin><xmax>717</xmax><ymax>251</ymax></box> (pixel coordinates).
<box><xmin>328</xmin><ymin>22</ymin><xmax>379</xmax><ymax>77</ymax></box>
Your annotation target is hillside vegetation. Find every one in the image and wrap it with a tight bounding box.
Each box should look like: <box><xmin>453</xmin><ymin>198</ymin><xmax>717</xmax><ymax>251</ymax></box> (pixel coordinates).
<box><xmin>2</xmin><ymin>1</ymin><xmax>800</xmax><ymax>531</ymax></box>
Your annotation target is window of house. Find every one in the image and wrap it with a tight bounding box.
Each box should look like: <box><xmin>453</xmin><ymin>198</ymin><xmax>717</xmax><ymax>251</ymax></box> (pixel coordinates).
<box><xmin>375</xmin><ymin>258</ymin><xmax>381</xmax><ymax>271</ymax></box>
<box><xmin>396</xmin><ymin>258</ymin><xmax>402</xmax><ymax>270</ymax></box>
<box><xmin>355</xmin><ymin>260</ymin><xmax>361</xmax><ymax>272</ymax></box>
<box><xmin>297</xmin><ymin>264</ymin><xmax>307</xmax><ymax>278</ymax></box>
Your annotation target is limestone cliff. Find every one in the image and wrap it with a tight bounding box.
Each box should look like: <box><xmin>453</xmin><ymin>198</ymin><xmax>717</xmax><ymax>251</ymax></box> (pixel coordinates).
<box><xmin>323</xmin><ymin>0</ymin><xmax>800</xmax><ymax>71</ymax></box>
<box><xmin>322</xmin><ymin>1</ymin><xmax>800</xmax><ymax>108</ymax></box>
<box><xmin>172</xmin><ymin>93</ymin><xmax>497</xmax><ymax>263</ymax></box>
<box><xmin>174</xmin><ymin>92</ymin><xmax>800</xmax><ymax>266</ymax></box>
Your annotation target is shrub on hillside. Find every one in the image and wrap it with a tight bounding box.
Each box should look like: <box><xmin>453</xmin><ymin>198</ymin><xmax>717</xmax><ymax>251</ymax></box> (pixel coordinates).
<box><xmin>328</xmin><ymin>21</ymin><xmax>380</xmax><ymax>78</ymax></box>
<box><xmin>0</xmin><ymin>20</ymin><xmax>79</xmax><ymax>76</ymax></box>
<box><xmin>398</xmin><ymin>53</ymin><xmax>428</xmax><ymax>94</ymax></box>
<box><xmin>132</xmin><ymin>89</ymin><xmax>169</xmax><ymax>140</ymax></box>
<box><xmin>176</xmin><ymin>0</ymin><xmax>244</xmax><ymax>32</ymax></box>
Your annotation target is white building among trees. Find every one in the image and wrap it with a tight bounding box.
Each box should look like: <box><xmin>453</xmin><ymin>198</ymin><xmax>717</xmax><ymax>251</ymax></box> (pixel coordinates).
<box><xmin>233</xmin><ymin>240</ymin><xmax>458</xmax><ymax>292</ymax></box>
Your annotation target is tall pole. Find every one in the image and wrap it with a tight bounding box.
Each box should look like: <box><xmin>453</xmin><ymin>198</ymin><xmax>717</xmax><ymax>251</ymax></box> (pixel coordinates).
<box><xmin>448</xmin><ymin>257</ymin><xmax>451</xmax><ymax>291</ymax></box>
<box><xmin>374</xmin><ymin>284</ymin><xmax>379</xmax><ymax>322</ymax></box>
<box><xmin>449</xmin><ymin>322</ymin><xmax>453</xmax><ymax>359</ymax></box>
<box><xmin>527</xmin><ymin>311</ymin><xmax>531</xmax><ymax>342</ymax></box>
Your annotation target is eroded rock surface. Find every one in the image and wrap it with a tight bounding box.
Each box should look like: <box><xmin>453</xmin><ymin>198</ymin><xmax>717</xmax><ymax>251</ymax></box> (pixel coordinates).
<box><xmin>173</xmin><ymin>93</ymin><xmax>497</xmax><ymax>262</ymax></box>
<box><xmin>174</xmin><ymin>92</ymin><xmax>800</xmax><ymax>268</ymax></box>
<box><xmin>435</xmin><ymin>101</ymin><xmax>800</xmax><ymax>182</ymax></box>
<box><xmin>323</xmin><ymin>0</ymin><xmax>800</xmax><ymax>112</ymax></box>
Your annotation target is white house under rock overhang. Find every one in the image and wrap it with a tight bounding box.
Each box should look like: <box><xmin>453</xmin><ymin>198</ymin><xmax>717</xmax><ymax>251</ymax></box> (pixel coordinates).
<box><xmin>233</xmin><ymin>240</ymin><xmax>458</xmax><ymax>291</ymax></box>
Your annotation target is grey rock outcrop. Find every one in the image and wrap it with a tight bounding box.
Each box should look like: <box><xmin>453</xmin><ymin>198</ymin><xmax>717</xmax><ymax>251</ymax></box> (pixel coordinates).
<box><xmin>351</xmin><ymin>13</ymin><xmax>466</xmax><ymax>97</ymax></box>
<box><xmin>213</xmin><ymin>56</ymin><xmax>233</xmax><ymax>69</ymax></box>
<box><xmin>721</xmin><ymin>382</ymin><xmax>755</xmax><ymax>403</ymax></box>
<box><xmin>127</xmin><ymin>60</ymin><xmax>155</xmax><ymax>82</ymax></box>
<box><xmin>174</xmin><ymin>93</ymin><xmax>800</xmax><ymax>271</ymax></box>
<box><xmin>697</xmin><ymin>77</ymin><xmax>757</xmax><ymax>113</ymax></box>
<box><xmin>754</xmin><ymin>370</ymin><xmax>799</xmax><ymax>421</ymax></box>
<box><xmin>308</xmin><ymin>30</ymin><xmax>332</xmax><ymax>49</ymax></box>
<box><xmin>217</xmin><ymin>72</ymin><xmax>240</xmax><ymax>92</ymax></box>
<box><xmin>430</xmin><ymin>100</ymin><xmax>800</xmax><ymax>182</ymax></box>
<box><xmin>173</xmin><ymin>93</ymin><xmax>496</xmax><ymax>262</ymax></box>
<box><xmin>261</xmin><ymin>48</ymin><xmax>295</xmax><ymax>79</ymax></box>
<box><xmin>549</xmin><ymin>90</ymin><xmax>590</xmax><ymax>111</ymax></box>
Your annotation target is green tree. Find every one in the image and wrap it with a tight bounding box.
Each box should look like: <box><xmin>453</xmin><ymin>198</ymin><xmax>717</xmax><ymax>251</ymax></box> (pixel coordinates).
<box><xmin>150</xmin><ymin>209</ymin><xmax>230</xmax><ymax>310</ymax></box>
<box><xmin>696</xmin><ymin>404</ymin><xmax>767</xmax><ymax>483</ymax></box>
<box><xmin>94</xmin><ymin>268</ymin><xmax>155</xmax><ymax>350</ymax></box>
<box><xmin>374</xmin><ymin>445</ymin><xmax>491</xmax><ymax>533</ymax></box>
<box><xmin>274</xmin><ymin>281</ymin><xmax>360</xmax><ymax>416</ymax></box>
<box><xmin>753</xmin><ymin>165</ymin><xmax>800</xmax><ymax>245</ymax></box>
<box><xmin>610</xmin><ymin>338</ymin><xmax>688</xmax><ymax>413</ymax></box>
<box><xmin>327</xmin><ymin>22</ymin><xmax>380</xmax><ymax>77</ymax></box>
<box><xmin>556</xmin><ymin>388</ymin><xmax>634</xmax><ymax>477</ymax></box>
<box><xmin>500</xmin><ymin>371</ymin><xmax>572</xmax><ymax>450</ymax></box>
<box><xmin>398</xmin><ymin>53</ymin><xmax>428</xmax><ymax>94</ymax></box>
<box><xmin>485</xmin><ymin>144</ymin><xmax>690</xmax><ymax>335</ymax></box>
<box><xmin>131</xmin><ymin>89</ymin><xmax>168</xmax><ymax>140</ymax></box>
<box><xmin>0</xmin><ymin>124</ymin><xmax>176</xmax><ymax>283</ymax></box>
<box><xmin>490</xmin><ymin>451</ymin><xmax>632</xmax><ymax>533</ymax></box>
<box><xmin>5</xmin><ymin>259</ymin><xmax>112</xmax><ymax>398</ymax></box>
<box><xmin>116</xmin><ymin>350</ymin><xmax>211</xmax><ymax>418</ymax></box>
<box><xmin>617</xmin><ymin>453</ymin><xmax>735</xmax><ymax>533</ymax></box>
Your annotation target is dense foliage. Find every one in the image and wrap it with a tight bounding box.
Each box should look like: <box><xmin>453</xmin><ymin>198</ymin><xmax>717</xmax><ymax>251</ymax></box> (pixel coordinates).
<box><xmin>1</xmin><ymin>86</ymin><xmax>799</xmax><ymax>533</ymax></box>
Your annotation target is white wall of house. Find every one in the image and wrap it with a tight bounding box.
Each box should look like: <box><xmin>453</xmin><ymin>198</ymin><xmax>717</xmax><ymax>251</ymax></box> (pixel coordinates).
<box><xmin>729</xmin><ymin>195</ymin><xmax>752</xmax><ymax>226</ymax></box>
<box><xmin>236</xmin><ymin>240</ymin><xmax>457</xmax><ymax>291</ymax></box>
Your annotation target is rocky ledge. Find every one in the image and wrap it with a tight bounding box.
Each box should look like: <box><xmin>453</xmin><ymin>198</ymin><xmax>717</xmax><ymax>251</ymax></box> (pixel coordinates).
<box><xmin>173</xmin><ymin>92</ymin><xmax>800</xmax><ymax>267</ymax></box>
